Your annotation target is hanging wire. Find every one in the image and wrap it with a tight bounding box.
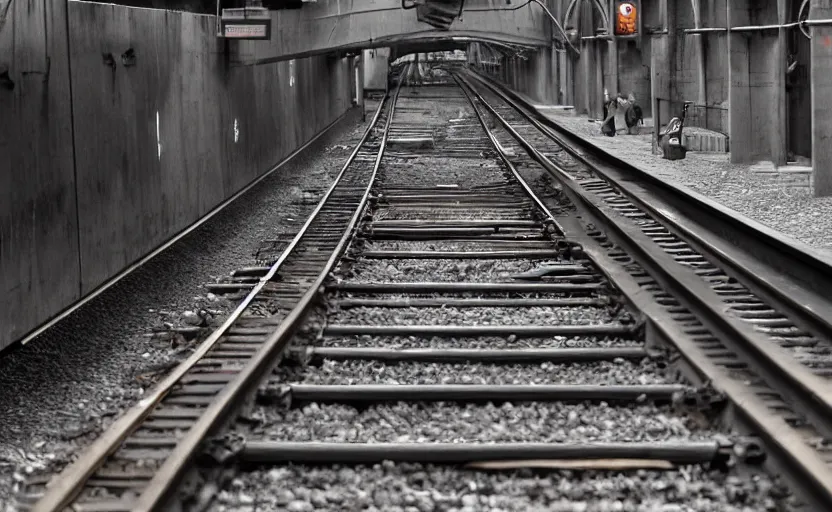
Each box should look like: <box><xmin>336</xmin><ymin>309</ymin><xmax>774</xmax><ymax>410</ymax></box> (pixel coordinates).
<box><xmin>528</xmin><ymin>0</ymin><xmax>580</xmax><ymax>56</ymax></box>
<box><xmin>798</xmin><ymin>0</ymin><xmax>811</xmax><ymax>39</ymax></box>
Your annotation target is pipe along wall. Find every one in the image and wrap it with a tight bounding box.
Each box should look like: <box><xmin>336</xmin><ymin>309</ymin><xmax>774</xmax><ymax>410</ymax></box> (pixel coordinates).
<box><xmin>0</xmin><ymin>1</ymin><xmax>354</xmax><ymax>351</ymax></box>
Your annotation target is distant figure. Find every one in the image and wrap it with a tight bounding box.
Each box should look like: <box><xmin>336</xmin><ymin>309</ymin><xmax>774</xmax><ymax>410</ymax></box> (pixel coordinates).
<box><xmin>624</xmin><ymin>93</ymin><xmax>644</xmax><ymax>135</ymax></box>
<box><xmin>600</xmin><ymin>90</ymin><xmax>618</xmax><ymax>137</ymax></box>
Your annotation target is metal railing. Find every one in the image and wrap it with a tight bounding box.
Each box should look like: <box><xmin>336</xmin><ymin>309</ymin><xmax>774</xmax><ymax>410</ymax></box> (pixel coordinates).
<box><xmin>655</xmin><ymin>97</ymin><xmax>728</xmax><ymax>135</ymax></box>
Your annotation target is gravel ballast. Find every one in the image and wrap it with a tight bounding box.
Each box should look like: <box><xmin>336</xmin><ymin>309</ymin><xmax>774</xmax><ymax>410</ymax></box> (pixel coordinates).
<box><xmin>331</xmin><ymin>306</ymin><xmax>618</xmax><ymax>326</ymax></box>
<box><xmin>275</xmin><ymin>360</ymin><xmax>668</xmax><ymax>386</ymax></box>
<box><xmin>257</xmin><ymin>401</ymin><xmax>711</xmax><ymax>444</ymax></box>
<box><xmin>365</xmin><ymin>240</ymin><xmax>555</xmax><ymax>252</ymax></box>
<box><xmin>381</xmin><ymin>161</ymin><xmax>510</xmax><ymax>188</ymax></box>
<box><xmin>346</xmin><ymin>259</ymin><xmax>550</xmax><ymax>282</ymax></box>
<box><xmin>375</xmin><ymin>207</ymin><xmax>533</xmax><ymax>221</ymax></box>
<box><xmin>318</xmin><ymin>335</ymin><xmax>641</xmax><ymax>350</ymax></box>
<box><xmin>0</xmin><ymin>110</ymin><xmax>370</xmax><ymax>508</ymax></box>
<box><xmin>215</xmin><ymin>463</ymin><xmax>789</xmax><ymax>512</ymax></box>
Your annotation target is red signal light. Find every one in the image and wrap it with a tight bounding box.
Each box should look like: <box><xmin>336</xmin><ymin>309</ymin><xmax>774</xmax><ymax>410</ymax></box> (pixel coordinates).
<box><xmin>615</xmin><ymin>2</ymin><xmax>638</xmax><ymax>36</ymax></box>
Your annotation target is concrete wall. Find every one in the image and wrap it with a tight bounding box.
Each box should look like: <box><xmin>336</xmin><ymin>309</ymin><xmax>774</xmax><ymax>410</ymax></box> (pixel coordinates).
<box><xmin>0</xmin><ymin>0</ymin><xmax>80</xmax><ymax>351</ymax></box>
<box><xmin>497</xmin><ymin>48</ymin><xmax>556</xmax><ymax>105</ymax></box>
<box><xmin>0</xmin><ymin>1</ymin><xmax>353</xmax><ymax>350</ymax></box>
<box><xmin>811</xmin><ymin>0</ymin><xmax>832</xmax><ymax>196</ymax></box>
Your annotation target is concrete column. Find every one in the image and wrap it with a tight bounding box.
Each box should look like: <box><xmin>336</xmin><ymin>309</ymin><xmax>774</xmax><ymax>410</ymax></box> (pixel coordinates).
<box><xmin>354</xmin><ymin>56</ymin><xmax>366</xmax><ymax>121</ymax></box>
<box><xmin>529</xmin><ymin>47</ymin><xmax>553</xmax><ymax>104</ymax></box>
<box><xmin>563</xmin><ymin>51</ymin><xmax>574</xmax><ymax>108</ymax></box>
<box><xmin>517</xmin><ymin>58</ymin><xmax>524</xmax><ymax>93</ymax></box>
<box><xmin>650</xmin><ymin>36</ymin><xmax>670</xmax><ymax>152</ymax></box>
<box><xmin>691</xmin><ymin>0</ymin><xmax>707</xmax><ymax>106</ymax></box>
<box><xmin>727</xmin><ymin>1</ymin><xmax>752</xmax><ymax>163</ymax></box>
<box><xmin>607</xmin><ymin>0</ymin><xmax>619</xmax><ymax>95</ymax></box>
<box><xmin>551</xmin><ymin>43</ymin><xmax>560</xmax><ymax>105</ymax></box>
<box><xmin>579</xmin><ymin>40</ymin><xmax>595</xmax><ymax>115</ymax></box>
<box><xmin>811</xmin><ymin>0</ymin><xmax>832</xmax><ymax>196</ymax></box>
<box><xmin>651</xmin><ymin>0</ymin><xmax>676</xmax><ymax>153</ymax></box>
<box><xmin>515</xmin><ymin>58</ymin><xmax>523</xmax><ymax>93</ymax></box>
<box><xmin>772</xmin><ymin>0</ymin><xmax>788</xmax><ymax>167</ymax></box>
<box><xmin>593</xmin><ymin>40</ymin><xmax>604</xmax><ymax>119</ymax></box>
<box><xmin>608</xmin><ymin>39</ymin><xmax>619</xmax><ymax>96</ymax></box>
<box><xmin>728</xmin><ymin>0</ymin><xmax>787</xmax><ymax>164</ymax></box>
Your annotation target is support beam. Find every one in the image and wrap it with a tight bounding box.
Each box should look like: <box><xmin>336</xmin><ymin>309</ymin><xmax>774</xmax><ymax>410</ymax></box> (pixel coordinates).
<box><xmin>650</xmin><ymin>0</ymin><xmax>675</xmax><ymax>154</ymax></box>
<box><xmin>811</xmin><ymin>0</ymin><xmax>832</xmax><ymax>196</ymax></box>
<box><xmin>727</xmin><ymin>0</ymin><xmax>787</xmax><ymax>164</ymax></box>
<box><xmin>607</xmin><ymin>1</ymin><xmax>619</xmax><ymax>95</ymax></box>
<box><xmin>727</xmin><ymin>1</ymin><xmax>752</xmax><ymax>163</ymax></box>
<box><xmin>772</xmin><ymin>0</ymin><xmax>789</xmax><ymax>166</ymax></box>
<box><xmin>690</xmin><ymin>0</ymin><xmax>707</xmax><ymax>106</ymax></box>
<box><xmin>594</xmin><ymin>39</ymin><xmax>604</xmax><ymax>119</ymax></box>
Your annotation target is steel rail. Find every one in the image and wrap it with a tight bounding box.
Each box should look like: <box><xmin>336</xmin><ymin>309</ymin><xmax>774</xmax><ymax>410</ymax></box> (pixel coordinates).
<box><xmin>464</xmin><ymin>69</ymin><xmax>832</xmax><ymax>344</ymax></box>
<box><xmin>30</xmin><ymin>70</ymin><xmax>406</xmax><ymax>512</ymax></box>
<box><xmin>454</xmin><ymin>71</ymin><xmax>832</xmax><ymax>508</ymax></box>
<box><xmin>128</xmin><ymin>68</ymin><xmax>408</xmax><ymax>512</ymax></box>
<box><xmin>459</xmin><ymin>71</ymin><xmax>832</xmax><ymax>428</ymax></box>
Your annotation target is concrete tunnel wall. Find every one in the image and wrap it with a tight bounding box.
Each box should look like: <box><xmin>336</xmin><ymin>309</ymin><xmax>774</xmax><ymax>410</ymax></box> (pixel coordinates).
<box><xmin>0</xmin><ymin>1</ymin><xmax>354</xmax><ymax>351</ymax></box>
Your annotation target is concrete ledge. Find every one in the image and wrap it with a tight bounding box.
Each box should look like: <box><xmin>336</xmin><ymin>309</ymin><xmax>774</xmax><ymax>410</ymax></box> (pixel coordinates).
<box><xmin>483</xmin><ymin>78</ymin><xmax>832</xmax><ymax>267</ymax></box>
<box><xmin>751</xmin><ymin>162</ymin><xmax>813</xmax><ymax>190</ymax></box>
<box><xmin>682</xmin><ymin>130</ymin><xmax>729</xmax><ymax>153</ymax></box>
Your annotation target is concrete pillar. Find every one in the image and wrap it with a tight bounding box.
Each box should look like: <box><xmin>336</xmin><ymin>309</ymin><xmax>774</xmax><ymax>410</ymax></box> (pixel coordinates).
<box><xmin>563</xmin><ymin>50</ymin><xmax>574</xmax><ymax>107</ymax></box>
<box><xmin>551</xmin><ymin>43</ymin><xmax>560</xmax><ymax>105</ymax></box>
<box><xmin>651</xmin><ymin>0</ymin><xmax>676</xmax><ymax>153</ymax></box>
<box><xmin>593</xmin><ymin>40</ymin><xmax>604</xmax><ymax>119</ymax></box>
<box><xmin>728</xmin><ymin>0</ymin><xmax>787</xmax><ymax>165</ymax></box>
<box><xmin>514</xmin><ymin>58</ymin><xmax>521</xmax><ymax>92</ymax></box>
<box><xmin>354</xmin><ymin>55</ymin><xmax>365</xmax><ymax>121</ymax></box>
<box><xmin>579</xmin><ymin>40</ymin><xmax>595</xmax><ymax>115</ymax></box>
<box><xmin>363</xmin><ymin>48</ymin><xmax>389</xmax><ymax>91</ymax></box>
<box><xmin>727</xmin><ymin>1</ymin><xmax>752</xmax><ymax>163</ymax></box>
<box><xmin>527</xmin><ymin>47</ymin><xmax>553</xmax><ymax>104</ymax></box>
<box><xmin>772</xmin><ymin>0</ymin><xmax>789</xmax><ymax>167</ymax></box>
<box><xmin>691</xmin><ymin>0</ymin><xmax>707</xmax><ymax>106</ymax></box>
<box><xmin>811</xmin><ymin>0</ymin><xmax>832</xmax><ymax>196</ymax></box>
<box><xmin>608</xmin><ymin>38</ymin><xmax>619</xmax><ymax>95</ymax></box>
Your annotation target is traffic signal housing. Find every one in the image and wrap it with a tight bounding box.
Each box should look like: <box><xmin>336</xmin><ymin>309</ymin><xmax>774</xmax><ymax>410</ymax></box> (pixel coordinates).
<box><xmin>614</xmin><ymin>1</ymin><xmax>639</xmax><ymax>36</ymax></box>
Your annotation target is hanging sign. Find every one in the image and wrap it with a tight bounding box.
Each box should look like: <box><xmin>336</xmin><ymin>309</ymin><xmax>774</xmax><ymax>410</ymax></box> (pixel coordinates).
<box><xmin>221</xmin><ymin>7</ymin><xmax>271</xmax><ymax>40</ymax></box>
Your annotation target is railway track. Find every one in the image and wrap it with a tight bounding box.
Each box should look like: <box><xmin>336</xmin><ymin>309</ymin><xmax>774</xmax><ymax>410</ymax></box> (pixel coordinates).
<box><xmin>19</xmin><ymin>63</ymin><xmax>821</xmax><ymax>510</ymax></box>
<box><xmin>455</xmin><ymin>70</ymin><xmax>832</xmax><ymax>509</ymax></box>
